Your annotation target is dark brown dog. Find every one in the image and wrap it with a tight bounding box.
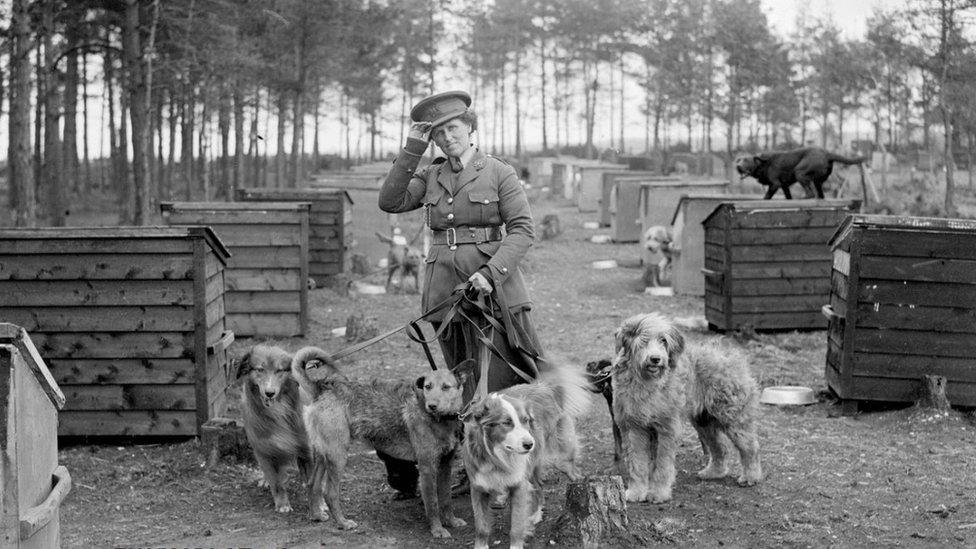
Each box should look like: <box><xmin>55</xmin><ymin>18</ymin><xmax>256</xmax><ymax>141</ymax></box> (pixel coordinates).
<box><xmin>735</xmin><ymin>147</ymin><xmax>867</xmax><ymax>199</ymax></box>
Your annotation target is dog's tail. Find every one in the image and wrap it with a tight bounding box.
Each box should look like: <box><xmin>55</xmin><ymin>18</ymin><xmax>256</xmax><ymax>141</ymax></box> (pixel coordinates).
<box><xmin>537</xmin><ymin>359</ymin><xmax>592</xmax><ymax>417</ymax></box>
<box><xmin>290</xmin><ymin>346</ymin><xmax>342</xmax><ymax>398</ymax></box>
<box><xmin>826</xmin><ymin>152</ymin><xmax>868</xmax><ymax>165</ymax></box>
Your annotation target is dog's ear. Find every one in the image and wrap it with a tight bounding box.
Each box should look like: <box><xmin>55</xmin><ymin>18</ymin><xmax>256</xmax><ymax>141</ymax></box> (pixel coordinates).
<box><xmin>665</xmin><ymin>325</ymin><xmax>686</xmax><ymax>368</ymax></box>
<box><xmin>235</xmin><ymin>351</ymin><xmax>253</xmax><ymax>379</ymax></box>
<box><xmin>415</xmin><ymin>375</ymin><xmax>427</xmax><ymax>390</ymax></box>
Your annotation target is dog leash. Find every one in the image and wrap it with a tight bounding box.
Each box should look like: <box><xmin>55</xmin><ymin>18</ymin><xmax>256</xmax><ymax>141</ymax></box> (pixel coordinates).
<box><xmin>325</xmin><ymin>283</ymin><xmax>471</xmax><ymax>366</ymax></box>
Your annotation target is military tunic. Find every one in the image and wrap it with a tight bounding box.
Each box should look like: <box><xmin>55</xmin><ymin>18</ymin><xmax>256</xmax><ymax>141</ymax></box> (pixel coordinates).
<box><xmin>379</xmin><ymin>137</ymin><xmax>543</xmax><ymax>397</ymax></box>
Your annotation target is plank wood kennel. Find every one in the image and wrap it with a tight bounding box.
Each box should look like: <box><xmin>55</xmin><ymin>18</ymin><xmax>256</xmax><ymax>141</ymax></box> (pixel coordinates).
<box><xmin>824</xmin><ymin>214</ymin><xmax>976</xmax><ymax>409</ymax></box>
<box><xmin>236</xmin><ymin>188</ymin><xmax>353</xmax><ymax>284</ymax></box>
<box><xmin>0</xmin><ymin>227</ymin><xmax>235</xmax><ymax>436</ymax></box>
<box><xmin>161</xmin><ymin>201</ymin><xmax>310</xmax><ymax>337</ymax></box>
<box><xmin>1</xmin><ymin>324</ymin><xmax>71</xmax><ymax>547</ymax></box>
<box><xmin>702</xmin><ymin>199</ymin><xmax>861</xmax><ymax>331</ymax></box>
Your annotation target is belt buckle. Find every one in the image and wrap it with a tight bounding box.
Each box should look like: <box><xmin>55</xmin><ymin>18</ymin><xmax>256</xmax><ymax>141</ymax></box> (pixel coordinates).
<box><xmin>446</xmin><ymin>227</ymin><xmax>457</xmax><ymax>249</ymax></box>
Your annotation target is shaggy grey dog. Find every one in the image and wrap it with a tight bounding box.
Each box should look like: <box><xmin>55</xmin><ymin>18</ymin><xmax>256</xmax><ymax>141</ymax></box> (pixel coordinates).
<box><xmin>611</xmin><ymin>313</ymin><xmax>762</xmax><ymax>503</ymax></box>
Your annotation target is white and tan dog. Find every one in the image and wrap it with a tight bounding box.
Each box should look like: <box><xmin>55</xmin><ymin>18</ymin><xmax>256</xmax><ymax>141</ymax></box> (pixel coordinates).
<box><xmin>612</xmin><ymin>313</ymin><xmax>762</xmax><ymax>504</ymax></box>
<box><xmin>461</xmin><ymin>361</ymin><xmax>591</xmax><ymax>549</ymax></box>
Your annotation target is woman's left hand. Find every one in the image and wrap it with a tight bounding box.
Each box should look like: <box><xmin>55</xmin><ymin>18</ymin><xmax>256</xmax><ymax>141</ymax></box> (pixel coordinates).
<box><xmin>468</xmin><ymin>272</ymin><xmax>493</xmax><ymax>294</ymax></box>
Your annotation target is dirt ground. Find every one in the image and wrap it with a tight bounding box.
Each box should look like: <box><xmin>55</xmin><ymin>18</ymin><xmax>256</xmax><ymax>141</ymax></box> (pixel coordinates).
<box><xmin>58</xmin><ymin>182</ymin><xmax>976</xmax><ymax>548</ymax></box>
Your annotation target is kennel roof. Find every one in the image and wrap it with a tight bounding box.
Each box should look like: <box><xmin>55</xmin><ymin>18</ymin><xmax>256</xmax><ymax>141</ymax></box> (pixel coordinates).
<box><xmin>829</xmin><ymin>213</ymin><xmax>976</xmax><ymax>249</ymax></box>
<box><xmin>701</xmin><ymin>198</ymin><xmax>863</xmax><ymax>227</ymax></box>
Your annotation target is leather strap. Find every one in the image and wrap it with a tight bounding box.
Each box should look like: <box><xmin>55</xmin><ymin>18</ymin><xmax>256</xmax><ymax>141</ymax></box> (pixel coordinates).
<box><xmin>431</xmin><ymin>226</ymin><xmax>503</xmax><ymax>246</ymax></box>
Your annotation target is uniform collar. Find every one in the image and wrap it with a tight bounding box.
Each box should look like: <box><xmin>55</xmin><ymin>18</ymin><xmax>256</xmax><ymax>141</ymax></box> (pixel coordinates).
<box><xmin>447</xmin><ymin>145</ymin><xmax>477</xmax><ymax>173</ymax></box>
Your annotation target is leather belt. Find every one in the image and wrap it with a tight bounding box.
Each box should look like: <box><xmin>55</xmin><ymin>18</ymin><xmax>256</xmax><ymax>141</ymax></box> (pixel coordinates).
<box><xmin>431</xmin><ymin>226</ymin><xmax>503</xmax><ymax>247</ymax></box>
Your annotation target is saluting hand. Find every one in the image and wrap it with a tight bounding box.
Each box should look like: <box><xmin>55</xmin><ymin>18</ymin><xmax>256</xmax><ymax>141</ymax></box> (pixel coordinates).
<box><xmin>468</xmin><ymin>272</ymin><xmax>493</xmax><ymax>295</ymax></box>
<box><xmin>407</xmin><ymin>121</ymin><xmax>432</xmax><ymax>141</ymax></box>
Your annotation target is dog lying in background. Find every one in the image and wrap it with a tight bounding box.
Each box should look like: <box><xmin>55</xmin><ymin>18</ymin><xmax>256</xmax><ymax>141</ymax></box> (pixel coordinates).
<box><xmin>291</xmin><ymin>346</ymin><xmax>468</xmax><ymax>539</ymax></box>
<box><xmin>612</xmin><ymin>313</ymin><xmax>762</xmax><ymax>504</ymax></box>
<box><xmin>462</xmin><ymin>361</ymin><xmax>591</xmax><ymax>549</ymax></box>
<box><xmin>376</xmin><ymin>228</ymin><xmax>423</xmax><ymax>293</ymax></box>
<box><xmin>735</xmin><ymin>147</ymin><xmax>867</xmax><ymax>199</ymax></box>
<box><xmin>237</xmin><ymin>343</ymin><xmax>316</xmax><ymax>513</ymax></box>
<box><xmin>643</xmin><ymin>225</ymin><xmax>676</xmax><ymax>287</ymax></box>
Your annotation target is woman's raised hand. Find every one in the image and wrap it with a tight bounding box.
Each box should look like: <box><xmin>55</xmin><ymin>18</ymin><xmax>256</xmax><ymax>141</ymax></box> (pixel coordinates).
<box><xmin>407</xmin><ymin>121</ymin><xmax>432</xmax><ymax>141</ymax></box>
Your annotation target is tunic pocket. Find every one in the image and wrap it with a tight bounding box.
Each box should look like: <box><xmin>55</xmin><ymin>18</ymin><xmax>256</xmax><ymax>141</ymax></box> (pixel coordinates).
<box><xmin>467</xmin><ymin>190</ymin><xmax>501</xmax><ymax>225</ymax></box>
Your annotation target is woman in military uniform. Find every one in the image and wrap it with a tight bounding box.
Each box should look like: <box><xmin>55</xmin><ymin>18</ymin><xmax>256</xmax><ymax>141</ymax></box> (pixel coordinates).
<box><xmin>379</xmin><ymin>90</ymin><xmax>545</xmax><ymax>399</ymax></box>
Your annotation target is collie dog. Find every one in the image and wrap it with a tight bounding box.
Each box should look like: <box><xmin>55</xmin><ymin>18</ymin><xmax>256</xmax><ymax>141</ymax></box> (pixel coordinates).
<box><xmin>461</xmin><ymin>362</ymin><xmax>591</xmax><ymax>549</ymax></box>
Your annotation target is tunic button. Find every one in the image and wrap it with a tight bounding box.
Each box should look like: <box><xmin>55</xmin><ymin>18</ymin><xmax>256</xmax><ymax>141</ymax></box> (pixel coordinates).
<box><xmin>447</xmin><ymin>213</ymin><xmax>454</xmax><ymax>220</ymax></box>
<box><xmin>450</xmin><ymin>245</ymin><xmax>457</xmax><ymax>250</ymax></box>
<box><xmin>447</xmin><ymin>197</ymin><xmax>454</xmax><ymax>204</ymax></box>
<box><xmin>502</xmin><ymin>267</ymin><xmax>508</xmax><ymax>273</ymax></box>
<box><xmin>484</xmin><ymin>199</ymin><xmax>490</xmax><ymax>204</ymax></box>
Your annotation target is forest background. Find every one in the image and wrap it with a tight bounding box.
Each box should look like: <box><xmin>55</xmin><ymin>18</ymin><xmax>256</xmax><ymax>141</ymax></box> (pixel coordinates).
<box><xmin>1</xmin><ymin>0</ymin><xmax>975</xmax><ymax>228</ymax></box>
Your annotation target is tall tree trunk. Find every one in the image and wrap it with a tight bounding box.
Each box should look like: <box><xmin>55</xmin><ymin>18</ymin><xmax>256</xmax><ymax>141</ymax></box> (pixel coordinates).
<box><xmin>181</xmin><ymin>82</ymin><xmax>195</xmax><ymax>200</ymax></box>
<box><xmin>106</xmin><ymin>36</ymin><xmax>119</xmax><ymax>195</ymax></box>
<box><xmin>34</xmin><ymin>41</ymin><xmax>44</xmax><ymax>188</ymax></box>
<box><xmin>9</xmin><ymin>0</ymin><xmax>37</xmax><ymax>227</ymax></box>
<box><xmin>124</xmin><ymin>0</ymin><xmax>155</xmax><ymax>225</ymax></box>
<box><xmin>514</xmin><ymin>52</ymin><xmax>522</xmax><ymax>157</ymax></box>
<box><xmin>166</xmin><ymin>87</ymin><xmax>178</xmax><ymax>199</ymax></box>
<box><xmin>248</xmin><ymin>87</ymin><xmax>260</xmax><ymax>187</ymax></box>
<box><xmin>540</xmin><ymin>39</ymin><xmax>549</xmax><ymax>152</ymax></box>
<box><xmin>118</xmin><ymin>78</ymin><xmax>133</xmax><ymax>224</ymax></box>
<box><xmin>198</xmin><ymin>90</ymin><xmax>211</xmax><ymax>200</ymax></box>
<box><xmin>619</xmin><ymin>56</ymin><xmax>625</xmax><ymax>153</ymax></box>
<box><xmin>312</xmin><ymin>90</ymin><xmax>320</xmax><ymax>170</ymax></box>
<box><xmin>218</xmin><ymin>83</ymin><xmax>231</xmax><ymax>199</ymax></box>
<box><xmin>82</xmin><ymin>51</ymin><xmax>91</xmax><ymax>193</ymax></box>
<box><xmin>43</xmin><ymin>0</ymin><xmax>65</xmax><ymax>226</ymax></box>
<box><xmin>233</xmin><ymin>86</ymin><xmax>245</xmax><ymax>194</ymax></box>
<box><xmin>276</xmin><ymin>90</ymin><xmax>287</xmax><ymax>188</ymax></box>
<box><xmin>63</xmin><ymin>19</ymin><xmax>80</xmax><ymax>196</ymax></box>
<box><xmin>154</xmin><ymin>85</ymin><xmax>165</xmax><ymax>201</ymax></box>
<box><xmin>291</xmin><ymin>88</ymin><xmax>304</xmax><ymax>186</ymax></box>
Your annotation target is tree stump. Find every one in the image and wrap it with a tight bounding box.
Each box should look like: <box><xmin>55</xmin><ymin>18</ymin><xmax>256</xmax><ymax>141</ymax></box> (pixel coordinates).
<box><xmin>917</xmin><ymin>375</ymin><xmax>950</xmax><ymax>412</ymax></box>
<box><xmin>540</xmin><ymin>214</ymin><xmax>562</xmax><ymax>240</ymax></box>
<box><xmin>200</xmin><ymin>417</ymin><xmax>252</xmax><ymax>468</ymax></box>
<box><xmin>553</xmin><ymin>476</ymin><xmax>629</xmax><ymax>549</ymax></box>
<box><xmin>345</xmin><ymin>313</ymin><xmax>378</xmax><ymax>343</ymax></box>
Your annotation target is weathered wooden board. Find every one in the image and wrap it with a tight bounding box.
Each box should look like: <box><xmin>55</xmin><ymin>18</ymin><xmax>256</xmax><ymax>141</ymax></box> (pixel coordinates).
<box><xmin>853</xmin><ymin>328</ymin><xmax>976</xmax><ymax>358</ymax></box>
<box><xmin>224</xmin><ymin>269</ymin><xmax>302</xmax><ymax>291</ymax></box>
<box><xmin>728</xmin><ymin>262</ymin><xmax>832</xmax><ymax>279</ymax></box>
<box><xmin>850</xmin><ymin>352</ymin><xmax>976</xmax><ymax>381</ymax></box>
<box><xmin>1</xmin><ymin>306</ymin><xmax>196</xmax><ymax>332</ymax></box>
<box><xmin>47</xmin><ymin>358</ymin><xmax>196</xmax><ymax>384</ymax></box>
<box><xmin>60</xmin><ymin>384</ymin><xmax>196</xmax><ymax>410</ymax></box>
<box><xmin>857</xmin><ymin>279</ymin><xmax>976</xmax><ymax>308</ymax></box>
<box><xmin>856</xmin><ymin>230</ymin><xmax>976</xmax><ymax>260</ymax></box>
<box><xmin>728</xmin><ymin>244</ymin><xmax>831</xmax><ymax>262</ymax></box>
<box><xmin>208</xmin><ymin>224</ymin><xmax>304</xmax><ymax>247</ymax></box>
<box><xmin>727</xmin><ymin>227</ymin><xmax>838</xmax><ymax>245</ymax></box>
<box><xmin>0</xmin><ymin>254</ymin><xmax>195</xmax><ymax>280</ymax></box>
<box><xmin>58</xmin><ymin>410</ymin><xmax>198</xmax><ymax>436</ymax></box>
<box><xmin>731</xmin><ymin>278</ymin><xmax>830</xmax><ymax>296</ymax></box>
<box><xmin>224</xmin><ymin>291</ymin><xmax>302</xmax><ymax>313</ymax></box>
<box><xmin>226</xmin><ymin>246</ymin><xmax>302</xmax><ymax>268</ymax></box>
<box><xmin>227</xmin><ymin>314</ymin><xmax>302</xmax><ymax>337</ymax></box>
<box><xmin>0</xmin><ymin>280</ymin><xmax>195</xmax><ymax>306</ymax></box>
<box><xmin>854</xmin><ymin>303</ymin><xmax>976</xmax><ymax>333</ymax></box>
<box><xmin>858</xmin><ymin>255</ymin><xmax>976</xmax><ymax>284</ymax></box>
<box><xmin>30</xmin><ymin>332</ymin><xmax>194</xmax><ymax>359</ymax></box>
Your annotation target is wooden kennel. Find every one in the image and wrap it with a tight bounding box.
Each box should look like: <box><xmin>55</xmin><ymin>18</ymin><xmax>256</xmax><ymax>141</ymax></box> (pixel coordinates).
<box><xmin>574</xmin><ymin>163</ymin><xmax>627</xmax><ymax>213</ymax></box>
<box><xmin>669</xmin><ymin>194</ymin><xmax>761</xmax><ymax>296</ymax></box>
<box><xmin>161</xmin><ymin>201</ymin><xmax>310</xmax><ymax>337</ymax></box>
<box><xmin>638</xmin><ymin>179</ymin><xmax>729</xmax><ymax>265</ymax></box>
<box><xmin>598</xmin><ymin>171</ymin><xmax>665</xmax><ymax>227</ymax></box>
<box><xmin>702</xmin><ymin>199</ymin><xmax>861</xmax><ymax>331</ymax></box>
<box><xmin>0</xmin><ymin>227</ymin><xmax>235</xmax><ymax>437</ymax></box>
<box><xmin>236</xmin><ymin>187</ymin><xmax>353</xmax><ymax>284</ymax></box>
<box><xmin>1</xmin><ymin>324</ymin><xmax>71</xmax><ymax>548</ymax></box>
<box><xmin>824</xmin><ymin>214</ymin><xmax>976</xmax><ymax>408</ymax></box>
<box><xmin>608</xmin><ymin>175</ymin><xmax>682</xmax><ymax>242</ymax></box>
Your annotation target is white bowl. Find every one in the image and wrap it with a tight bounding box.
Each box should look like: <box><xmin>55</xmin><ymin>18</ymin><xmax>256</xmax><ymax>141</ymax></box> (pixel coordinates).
<box><xmin>591</xmin><ymin>259</ymin><xmax>618</xmax><ymax>269</ymax></box>
<box><xmin>760</xmin><ymin>386</ymin><xmax>817</xmax><ymax>406</ymax></box>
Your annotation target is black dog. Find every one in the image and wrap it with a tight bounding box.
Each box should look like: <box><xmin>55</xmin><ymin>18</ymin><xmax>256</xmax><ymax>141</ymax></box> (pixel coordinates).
<box><xmin>735</xmin><ymin>147</ymin><xmax>867</xmax><ymax>199</ymax></box>
<box><xmin>585</xmin><ymin>359</ymin><xmax>622</xmax><ymax>470</ymax></box>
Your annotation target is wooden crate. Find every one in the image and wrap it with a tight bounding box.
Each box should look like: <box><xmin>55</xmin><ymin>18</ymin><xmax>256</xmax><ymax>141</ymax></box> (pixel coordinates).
<box><xmin>551</xmin><ymin>161</ymin><xmax>572</xmax><ymax>199</ymax></box>
<box><xmin>236</xmin><ymin>188</ymin><xmax>353</xmax><ymax>283</ymax></box>
<box><xmin>702</xmin><ymin>199</ymin><xmax>861</xmax><ymax>331</ymax></box>
<box><xmin>824</xmin><ymin>214</ymin><xmax>976</xmax><ymax>407</ymax></box>
<box><xmin>669</xmin><ymin>194</ymin><xmax>760</xmax><ymax>296</ymax></box>
<box><xmin>161</xmin><ymin>201</ymin><xmax>310</xmax><ymax>337</ymax></box>
<box><xmin>1</xmin><ymin>324</ymin><xmax>70</xmax><ymax>548</ymax></box>
<box><xmin>574</xmin><ymin>163</ymin><xmax>627</xmax><ymax>212</ymax></box>
<box><xmin>638</xmin><ymin>179</ymin><xmax>729</xmax><ymax>263</ymax></box>
<box><xmin>0</xmin><ymin>227</ymin><xmax>234</xmax><ymax>437</ymax></box>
